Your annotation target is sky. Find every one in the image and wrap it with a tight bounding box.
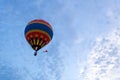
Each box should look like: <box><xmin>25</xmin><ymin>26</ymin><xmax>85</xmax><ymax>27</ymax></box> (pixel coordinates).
<box><xmin>0</xmin><ymin>0</ymin><xmax>120</xmax><ymax>80</ymax></box>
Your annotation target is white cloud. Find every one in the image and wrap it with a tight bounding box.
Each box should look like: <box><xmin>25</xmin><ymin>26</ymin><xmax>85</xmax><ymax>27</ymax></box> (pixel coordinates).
<box><xmin>105</xmin><ymin>6</ymin><xmax>120</xmax><ymax>28</ymax></box>
<box><xmin>85</xmin><ymin>28</ymin><xmax>120</xmax><ymax>80</ymax></box>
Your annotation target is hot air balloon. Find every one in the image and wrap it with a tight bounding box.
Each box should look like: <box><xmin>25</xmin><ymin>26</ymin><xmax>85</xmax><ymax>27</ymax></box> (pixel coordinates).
<box><xmin>24</xmin><ymin>19</ymin><xmax>53</xmax><ymax>56</ymax></box>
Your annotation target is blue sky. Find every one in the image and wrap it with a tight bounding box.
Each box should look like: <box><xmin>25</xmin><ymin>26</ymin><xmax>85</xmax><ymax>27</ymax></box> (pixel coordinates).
<box><xmin>0</xmin><ymin>0</ymin><xmax>120</xmax><ymax>80</ymax></box>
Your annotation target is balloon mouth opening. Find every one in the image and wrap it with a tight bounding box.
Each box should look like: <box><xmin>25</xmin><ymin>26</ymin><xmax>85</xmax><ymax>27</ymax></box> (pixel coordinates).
<box><xmin>31</xmin><ymin>45</ymin><xmax>42</xmax><ymax>51</ymax></box>
<box><xmin>35</xmin><ymin>47</ymin><xmax>38</xmax><ymax>51</ymax></box>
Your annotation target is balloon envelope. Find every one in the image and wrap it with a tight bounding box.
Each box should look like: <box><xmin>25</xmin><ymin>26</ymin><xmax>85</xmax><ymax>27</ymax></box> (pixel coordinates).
<box><xmin>24</xmin><ymin>19</ymin><xmax>53</xmax><ymax>51</ymax></box>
